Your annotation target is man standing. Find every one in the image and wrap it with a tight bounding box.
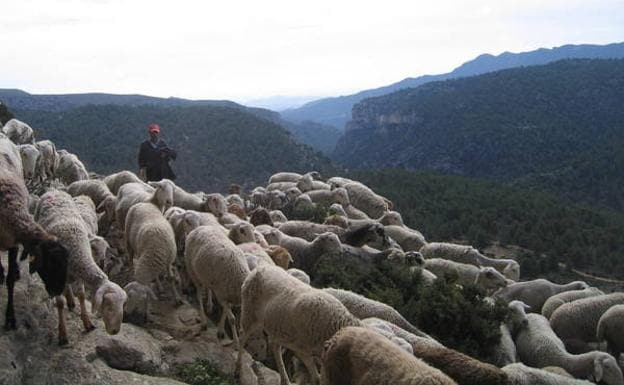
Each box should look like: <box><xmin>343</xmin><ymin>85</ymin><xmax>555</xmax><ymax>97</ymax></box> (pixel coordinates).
<box><xmin>138</xmin><ymin>123</ymin><xmax>177</xmax><ymax>182</ymax></box>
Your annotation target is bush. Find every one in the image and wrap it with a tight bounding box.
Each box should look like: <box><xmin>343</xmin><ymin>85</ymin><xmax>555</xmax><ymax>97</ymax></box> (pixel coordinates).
<box><xmin>176</xmin><ymin>360</ymin><xmax>233</xmax><ymax>385</ymax></box>
<box><xmin>311</xmin><ymin>254</ymin><xmax>508</xmax><ymax>362</ymax></box>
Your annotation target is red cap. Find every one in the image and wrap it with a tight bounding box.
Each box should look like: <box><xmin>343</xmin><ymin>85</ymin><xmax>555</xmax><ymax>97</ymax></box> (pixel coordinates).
<box><xmin>148</xmin><ymin>123</ymin><xmax>161</xmax><ymax>133</ymax></box>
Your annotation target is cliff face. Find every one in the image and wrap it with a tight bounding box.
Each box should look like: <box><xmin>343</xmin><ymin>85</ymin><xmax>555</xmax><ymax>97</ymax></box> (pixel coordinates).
<box><xmin>333</xmin><ymin>59</ymin><xmax>624</xmax><ymax>182</ymax></box>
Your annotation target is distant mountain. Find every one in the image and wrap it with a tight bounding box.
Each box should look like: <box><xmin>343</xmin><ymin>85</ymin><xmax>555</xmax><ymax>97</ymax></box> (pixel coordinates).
<box><xmin>0</xmin><ymin>89</ymin><xmax>344</xmax><ymax>154</ymax></box>
<box><xmin>14</xmin><ymin>104</ymin><xmax>336</xmax><ymax>192</ymax></box>
<box><xmin>281</xmin><ymin>42</ymin><xmax>624</xmax><ymax>130</ymax></box>
<box><xmin>333</xmin><ymin>59</ymin><xmax>624</xmax><ymax>211</ymax></box>
<box><xmin>244</xmin><ymin>95</ymin><xmax>323</xmax><ymax>111</ymax></box>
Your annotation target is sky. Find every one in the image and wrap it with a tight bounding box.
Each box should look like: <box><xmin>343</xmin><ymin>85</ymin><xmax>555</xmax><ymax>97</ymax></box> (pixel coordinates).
<box><xmin>1</xmin><ymin>0</ymin><xmax>623</xmax><ymax>105</ymax></box>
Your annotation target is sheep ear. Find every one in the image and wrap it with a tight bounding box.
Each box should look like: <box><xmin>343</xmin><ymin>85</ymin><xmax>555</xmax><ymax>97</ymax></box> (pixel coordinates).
<box><xmin>522</xmin><ymin>303</ymin><xmax>531</xmax><ymax>311</ymax></box>
<box><xmin>594</xmin><ymin>357</ymin><xmax>604</xmax><ymax>382</ymax></box>
<box><xmin>92</xmin><ymin>284</ymin><xmax>106</xmax><ymax>316</ymax></box>
<box><xmin>147</xmin><ymin>181</ymin><xmax>159</xmax><ymax>188</ymax></box>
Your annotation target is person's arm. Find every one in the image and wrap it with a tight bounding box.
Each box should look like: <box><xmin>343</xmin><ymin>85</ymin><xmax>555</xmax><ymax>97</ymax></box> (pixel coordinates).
<box><xmin>159</xmin><ymin>140</ymin><xmax>177</xmax><ymax>161</ymax></box>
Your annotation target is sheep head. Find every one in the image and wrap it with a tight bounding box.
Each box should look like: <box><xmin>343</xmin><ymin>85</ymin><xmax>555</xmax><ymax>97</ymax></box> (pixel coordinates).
<box><xmin>379</xmin><ymin>211</ymin><xmax>403</xmax><ymax>226</ymax></box>
<box><xmin>404</xmin><ymin>251</ymin><xmax>425</xmax><ymax>267</ymax></box>
<box><xmin>313</xmin><ymin>232</ymin><xmax>342</xmax><ymax>256</ymax></box>
<box><xmin>333</xmin><ymin>187</ymin><xmax>350</xmax><ymax>206</ymax></box>
<box><xmin>502</xmin><ymin>261</ymin><xmax>521</xmax><ymax>281</ymax></box>
<box><xmin>25</xmin><ymin>237</ymin><xmax>69</xmax><ymax>297</ymax></box>
<box><xmin>205</xmin><ymin>193</ymin><xmax>227</xmax><ymax>217</ymax></box>
<box><xmin>477</xmin><ymin>267</ymin><xmax>508</xmax><ymax>292</ymax></box>
<box><xmin>148</xmin><ymin>179</ymin><xmax>174</xmax><ymax>212</ymax></box>
<box><xmin>506</xmin><ymin>300</ymin><xmax>530</xmax><ymax>332</ymax></box>
<box><xmin>93</xmin><ymin>281</ymin><xmax>127</xmax><ymax>335</ymax></box>
<box><xmin>594</xmin><ymin>353</ymin><xmax>624</xmax><ymax>385</ymax></box>
<box><xmin>228</xmin><ymin>222</ymin><xmax>255</xmax><ymax>244</ymax></box>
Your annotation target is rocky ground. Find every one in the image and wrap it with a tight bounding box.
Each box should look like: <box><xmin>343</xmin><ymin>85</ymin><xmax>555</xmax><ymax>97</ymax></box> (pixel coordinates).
<box><xmin>0</xmin><ymin>254</ymin><xmax>280</xmax><ymax>385</ymax></box>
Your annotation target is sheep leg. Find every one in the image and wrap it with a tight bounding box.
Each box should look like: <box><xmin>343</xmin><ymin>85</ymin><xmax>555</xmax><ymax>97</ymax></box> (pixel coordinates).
<box><xmin>271</xmin><ymin>342</ymin><xmax>292</xmax><ymax>385</ymax></box>
<box><xmin>55</xmin><ymin>295</ymin><xmax>69</xmax><ymax>346</ymax></box>
<box><xmin>75</xmin><ymin>283</ymin><xmax>95</xmax><ymax>332</ymax></box>
<box><xmin>3</xmin><ymin>247</ymin><xmax>18</xmax><ymax>330</ymax></box>
<box><xmin>225</xmin><ymin>305</ymin><xmax>240</xmax><ymax>348</ymax></box>
<box><xmin>295</xmin><ymin>352</ymin><xmax>320</xmax><ymax>385</ymax></box>
<box><xmin>236</xmin><ymin>322</ymin><xmax>263</xmax><ymax>382</ymax></box>
<box><xmin>64</xmin><ymin>285</ymin><xmax>76</xmax><ymax>311</ymax></box>
<box><xmin>0</xmin><ymin>258</ymin><xmax>4</xmax><ymax>285</ymax></box>
<box><xmin>167</xmin><ymin>264</ymin><xmax>185</xmax><ymax>306</ymax></box>
<box><xmin>216</xmin><ymin>299</ymin><xmax>231</xmax><ymax>344</ymax></box>
<box><xmin>196</xmin><ymin>285</ymin><xmax>208</xmax><ymax>329</ymax></box>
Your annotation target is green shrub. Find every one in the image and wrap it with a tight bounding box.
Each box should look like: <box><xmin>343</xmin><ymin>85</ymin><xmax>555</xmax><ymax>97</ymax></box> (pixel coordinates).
<box><xmin>176</xmin><ymin>360</ymin><xmax>233</xmax><ymax>385</ymax></box>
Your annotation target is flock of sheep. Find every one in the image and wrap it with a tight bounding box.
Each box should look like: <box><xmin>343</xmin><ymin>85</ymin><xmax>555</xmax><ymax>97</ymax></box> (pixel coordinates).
<box><xmin>1</xmin><ymin>117</ymin><xmax>624</xmax><ymax>385</ymax></box>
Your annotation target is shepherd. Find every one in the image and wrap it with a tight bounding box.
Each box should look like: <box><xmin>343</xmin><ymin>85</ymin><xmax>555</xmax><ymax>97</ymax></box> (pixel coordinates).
<box><xmin>138</xmin><ymin>123</ymin><xmax>177</xmax><ymax>182</ymax></box>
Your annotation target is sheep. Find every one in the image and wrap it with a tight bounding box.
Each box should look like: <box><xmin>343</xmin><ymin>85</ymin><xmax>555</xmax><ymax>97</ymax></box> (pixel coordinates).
<box><xmin>364</xmin><ymin>321</ymin><xmax>510</xmax><ymax>385</ymax></box>
<box><xmin>421</xmin><ymin>242</ymin><xmax>520</xmax><ymax>281</ymax></box>
<box><xmin>172</xmin><ymin>184</ymin><xmax>210</xmax><ymax>211</ymax></box>
<box><xmin>323</xmin><ymin>288</ymin><xmax>430</xmax><ymax>339</ymax></box>
<box><xmin>237</xmin><ymin>264</ymin><xmax>362</xmax><ymax>385</ymax></box>
<box><xmin>342</xmin><ymin>181</ymin><xmax>390</xmax><ymax>219</ymax></box>
<box><xmin>502</xmin><ymin>363</ymin><xmax>595</xmax><ymax>385</ymax></box>
<box><xmin>492</xmin><ymin>300</ymin><xmax>530</xmax><ymax>367</ymax></box>
<box><xmin>225</xmin><ymin>193</ymin><xmax>245</xmax><ymax>209</ymax></box>
<box><xmin>204</xmin><ymin>193</ymin><xmax>228</xmax><ymax>217</ymax></box>
<box><xmin>3</xmin><ymin>118</ymin><xmax>34</xmax><ymax>144</ymax></box>
<box><xmin>326</xmin><ymin>176</ymin><xmax>355</xmax><ymax>189</ymax></box>
<box><xmin>379</xmin><ymin>210</ymin><xmax>405</xmax><ymax>226</ymax></box>
<box><xmin>514</xmin><ymin>312</ymin><xmax>623</xmax><ymax>385</ymax></box>
<box><xmin>321</xmin><ymin>326</ymin><xmax>457</xmax><ymax>385</ymax></box>
<box><xmin>267</xmin><ymin>173</ymin><xmax>314</xmax><ymax>193</ymax></box>
<box><xmin>304</xmin><ymin>187</ymin><xmax>350</xmax><ymax>206</ymax></box>
<box><xmin>552</xmin><ymin>287</ymin><xmax>619</xmax><ymax>347</ymax></box>
<box><xmin>286</xmin><ymin>268</ymin><xmax>310</xmax><ymax>284</ymax></box>
<box><xmin>17</xmin><ymin>144</ymin><xmax>40</xmax><ymax>182</ymax></box>
<box><xmin>227</xmin><ymin>203</ymin><xmax>247</xmax><ymax>220</ymax></box>
<box><xmin>35</xmin><ymin>190</ymin><xmax>127</xmax><ymax>344</ymax></box>
<box><xmin>0</xmin><ymin>137</ymin><xmax>68</xmax><ymax>330</ymax></box>
<box><xmin>66</xmin><ymin>179</ymin><xmax>117</xmax><ymax>232</ymax></box>
<box><xmin>268</xmin><ymin>171</ymin><xmax>321</xmax><ymax>184</ymax></box>
<box><xmin>342</xmin><ymin>244</ymin><xmax>407</xmax><ymax>265</ymax></box>
<box><xmin>122</xmin><ymin>281</ymin><xmax>157</xmax><ymax>325</ymax></box>
<box><xmin>597</xmin><ymin>304</ymin><xmax>624</xmax><ymax>357</ymax></box>
<box><xmin>56</xmin><ymin>150</ymin><xmax>89</xmax><ymax>185</ymax></box>
<box><xmin>384</xmin><ymin>225</ymin><xmax>427</xmax><ymax>252</ymax></box>
<box><xmin>343</xmin><ymin>203</ymin><xmax>371</xmax><ymax>220</ymax></box>
<box><xmin>267</xmin><ymin>230</ymin><xmax>342</xmax><ymax>271</ymax></box>
<box><xmin>125</xmin><ymin>202</ymin><xmax>183</xmax><ymax>306</ymax></box>
<box><xmin>185</xmin><ymin>225</ymin><xmax>250</xmax><ymax>343</ymax></box>
<box><xmin>424</xmin><ymin>258</ymin><xmax>508</xmax><ymax>293</ymax></box>
<box><xmin>88</xmin><ymin>234</ymin><xmax>120</xmax><ymax>275</ymax></box>
<box><xmin>34</xmin><ymin>140</ymin><xmax>57</xmax><ymax>182</ymax></box>
<box><xmin>269</xmin><ymin>210</ymin><xmax>288</xmax><ymax>224</ymax></box>
<box><xmin>103</xmin><ymin>170</ymin><xmax>143</xmax><ymax>195</ymax></box>
<box><xmin>277</xmin><ymin>220</ymin><xmax>344</xmax><ymax>241</ymax></box>
<box><xmin>115</xmin><ymin>179</ymin><xmax>174</xmax><ymax>230</ymax></box>
<box><xmin>249</xmin><ymin>207</ymin><xmax>274</xmax><ymax>227</ymax></box>
<box><xmin>284</xmin><ymin>186</ymin><xmax>302</xmax><ymax>202</ymax></box>
<box><xmin>541</xmin><ymin>287</ymin><xmax>604</xmax><ymax>320</ymax></box>
<box><xmin>72</xmin><ymin>195</ymin><xmax>99</xmax><ymax>235</ymax></box>
<box><xmin>267</xmin><ymin>245</ymin><xmax>293</xmax><ymax>269</ymax></box>
<box><xmin>228</xmin><ymin>222</ymin><xmax>257</xmax><ymax>245</ymax></box>
<box><xmin>494</xmin><ymin>279</ymin><xmax>589</xmax><ymax>314</ymax></box>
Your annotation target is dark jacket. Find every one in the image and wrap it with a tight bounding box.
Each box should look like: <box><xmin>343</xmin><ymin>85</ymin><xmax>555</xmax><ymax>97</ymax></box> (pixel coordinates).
<box><xmin>138</xmin><ymin>139</ymin><xmax>177</xmax><ymax>181</ymax></box>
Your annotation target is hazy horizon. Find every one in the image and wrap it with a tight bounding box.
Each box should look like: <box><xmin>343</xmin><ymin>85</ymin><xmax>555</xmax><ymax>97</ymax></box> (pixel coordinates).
<box><xmin>2</xmin><ymin>0</ymin><xmax>623</xmax><ymax>103</ymax></box>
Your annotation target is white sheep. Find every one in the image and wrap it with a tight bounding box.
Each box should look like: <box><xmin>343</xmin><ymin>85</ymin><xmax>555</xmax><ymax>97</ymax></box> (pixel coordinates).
<box><xmin>304</xmin><ymin>187</ymin><xmax>350</xmax><ymax>206</ymax></box>
<box><xmin>326</xmin><ymin>176</ymin><xmax>355</xmax><ymax>189</ymax></box>
<box><xmin>269</xmin><ymin>209</ymin><xmax>288</xmax><ymax>224</ymax></box>
<box><xmin>115</xmin><ymin>179</ymin><xmax>174</xmax><ymax>231</ymax></box>
<box><xmin>514</xmin><ymin>312</ymin><xmax>623</xmax><ymax>385</ymax></box>
<box><xmin>266</xmin><ymin>228</ymin><xmax>342</xmax><ymax>271</ymax></box>
<box><xmin>323</xmin><ymin>288</ymin><xmax>430</xmax><ymax>338</ymax></box>
<box><xmin>237</xmin><ymin>264</ymin><xmax>362</xmax><ymax>385</ymax></box>
<box><xmin>34</xmin><ymin>140</ymin><xmax>57</xmax><ymax>182</ymax></box>
<box><xmin>494</xmin><ymin>279</ymin><xmax>589</xmax><ymax>314</ymax></box>
<box><xmin>424</xmin><ymin>258</ymin><xmax>508</xmax><ymax>293</ymax></box>
<box><xmin>185</xmin><ymin>225</ymin><xmax>250</xmax><ymax>343</ymax></box>
<box><xmin>72</xmin><ymin>195</ymin><xmax>99</xmax><ymax>235</ymax></box>
<box><xmin>17</xmin><ymin>144</ymin><xmax>40</xmax><ymax>182</ymax></box>
<box><xmin>277</xmin><ymin>220</ymin><xmax>344</xmax><ymax>241</ymax></box>
<box><xmin>492</xmin><ymin>300</ymin><xmax>530</xmax><ymax>367</ymax></box>
<box><xmin>384</xmin><ymin>225</ymin><xmax>427</xmax><ymax>252</ymax></box>
<box><xmin>103</xmin><ymin>170</ymin><xmax>143</xmax><ymax>195</ymax></box>
<box><xmin>421</xmin><ymin>242</ymin><xmax>520</xmax><ymax>281</ymax></box>
<box><xmin>172</xmin><ymin>184</ymin><xmax>210</xmax><ymax>211</ymax></box>
<box><xmin>125</xmin><ymin>202</ymin><xmax>183</xmax><ymax>307</ymax></box>
<box><xmin>66</xmin><ymin>179</ymin><xmax>117</xmax><ymax>233</ymax></box>
<box><xmin>321</xmin><ymin>326</ymin><xmax>457</xmax><ymax>385</ymax></box>
<box><xmin>268</xmin><ymin>171</ymin><xmax>321</xmax><ymax>184</ymax></box>
<box><xmin>56</xmin><ymin>150</ymin><xmax>89</xmax><ymax>185</ymax></box>
<box><xmin>541</xmin><ymin>287</ymin><xmax>604</xmax><ymax>320</ymax></box>
<box><xmin>597</xmin><ymin>304</ymin><xmax>624</xmax><ymax>357</ymax></box>
<box><xmin>267</xmin><ymin>173</ymin><xmax>314</xmax><ymax>193</ymax></box>
<box><xmin>342</xmin><ymin>181</ymin><xmax>390</xmax><ymax>219</ymax></box>
<box><xmin>502</xmin><ymin>363</ymin><xmax>595</xmax><ymax>385</ymax></box>
<box><xmin>549</xmin><ymin>293</ymin><xmax>624</xmax><ymax>349</ymax></box>
<box><xmin>35</xmin><ymin>190</ymin><xmax>127</xmax><ymax>345</ymax></box>
<box><xmin>3</xmin><ymin>118</ymin><xmax>35</xmax><ymax>144</ymax></box>
<box><xmin>0</xmin><ymin>136</ymin><xmax>68</xmax><ymax>331</ymax></box>
<box><xmin>286</xmin><ymin>268</ymin><xmax>310</xmax><ymax>284</ymax></box>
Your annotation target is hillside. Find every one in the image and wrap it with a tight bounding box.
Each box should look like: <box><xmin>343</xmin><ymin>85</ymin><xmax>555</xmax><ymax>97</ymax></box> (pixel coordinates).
<box><xmin>347</xmin><ymin>169</ymin><xmax>624</xmax><ymax>281</ymax></box>
<box><xmin>280</xmin><ymin>42</ymin><xmax>624</xmax><ymax>129</ymax></box>
<box><xmin>334</xmin><ymin>59</ymin><xmax>624</xmax><ymax>211</ymax></box>
<box><xmin>14</xmin><ymin>104</ymin><xmax>336</xmax><ymax>192</ymax></box>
